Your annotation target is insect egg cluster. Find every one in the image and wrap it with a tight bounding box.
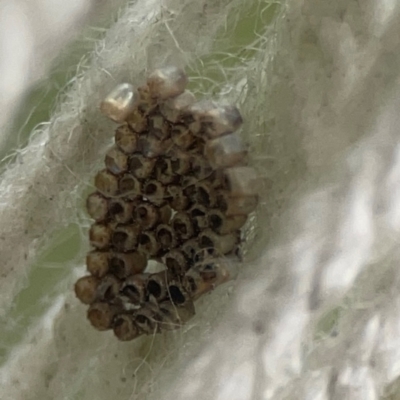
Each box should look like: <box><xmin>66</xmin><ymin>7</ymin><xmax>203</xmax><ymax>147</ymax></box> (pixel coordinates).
<box><xmin>75</xmin><ymin>66</ymin><xmax>259</xmax><ymax>341</ymax></box>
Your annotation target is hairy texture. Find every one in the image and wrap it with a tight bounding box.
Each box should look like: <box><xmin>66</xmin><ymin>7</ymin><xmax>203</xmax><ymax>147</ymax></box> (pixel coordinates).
<box><xmin>2</xmin><ymin>0</ymin><xmax>400</xmax><ymax>399</ymax></box>
<box><xmin>0</xmin><ymin>0</ymin><xmax>122</xmax><ymax>148</ymax></box>
<box><xmin>0</xmin><ymin>0</ymin><xmax>236</xmax><ymax>318</ymax></box>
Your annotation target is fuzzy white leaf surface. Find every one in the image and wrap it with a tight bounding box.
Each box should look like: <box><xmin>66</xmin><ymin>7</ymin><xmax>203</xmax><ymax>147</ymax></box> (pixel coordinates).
<box><xmin>2</xmin><ymin>0</ymin><xmax>400</xmax><ymax>400</ymax></box>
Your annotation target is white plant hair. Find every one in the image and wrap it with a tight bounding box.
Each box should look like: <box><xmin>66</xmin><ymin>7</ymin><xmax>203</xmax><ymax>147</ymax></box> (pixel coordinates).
<box><xmin>1</xmin><ymin>0</ymin><xmax>400</xmax><ymax>399</ymax></box>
